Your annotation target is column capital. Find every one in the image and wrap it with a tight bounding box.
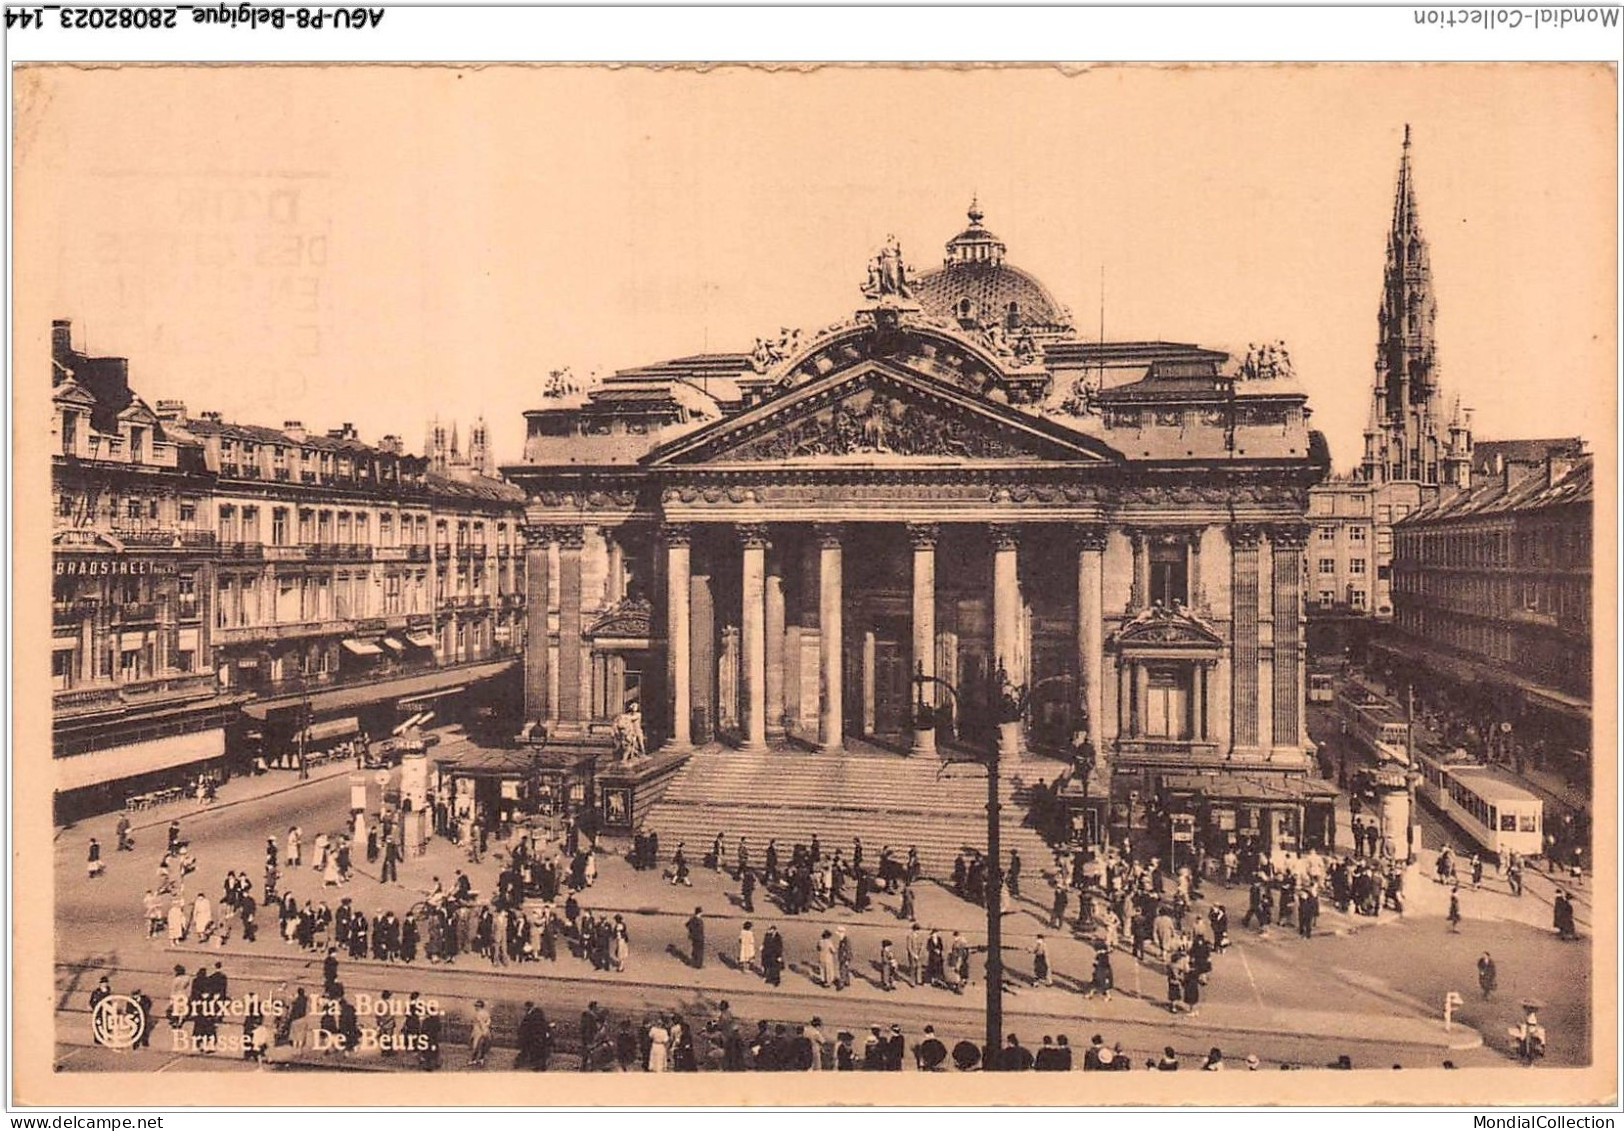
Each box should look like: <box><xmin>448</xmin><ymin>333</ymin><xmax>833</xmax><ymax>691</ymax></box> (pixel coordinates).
<box><xmin>1267</xmin><ymin>522</ymin><xmax>1311</xmax><ymax>550</ymax></box>
<box><xmin>906</xmin><ymin>521</ymin><xmax>941</xmax><ymax>550</ymax></box>
<box><xmin>1227</xmin><ymin>523</ymin><xmax>1265</xmax><ymax>549</ymax></box>
<box><xmin>736</xmin><ymin>522</ymin><xmax>771</xmax><ymax>550</ymax></box>
<box><xmin>555</xmin><ymin>526</ymin><xmax>586</xmax><ymax>550</ymax></box>
<box><xmin>814</xmin><ymin>522</ymin><xmax>844</xmax><ymax>549</ymax></box>
<box><xmin>1076</xmin><ymin>523</ymin><xmax>1109</xmax><ymax>553</ymax></box>
<box><xmin>522</xmin><ymin>523</ymin><xmax>557</xmax><ymax>549</ymax></box>
<box><xmin>661</xmin><ymin>522</ymin><xmax>693</xmax><ymax>548</ymax></box>
<box><xmin>988</xmin><ymin>522</ymin><xmax>1021</xmax><ymax>552</ymax></box>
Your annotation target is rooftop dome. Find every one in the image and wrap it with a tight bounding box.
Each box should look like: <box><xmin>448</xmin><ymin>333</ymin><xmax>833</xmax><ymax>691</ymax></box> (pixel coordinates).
<box><xmin>911</xmin><ymin>200</ymin><xmax>1072</xmax><ymax>333</ymax></box>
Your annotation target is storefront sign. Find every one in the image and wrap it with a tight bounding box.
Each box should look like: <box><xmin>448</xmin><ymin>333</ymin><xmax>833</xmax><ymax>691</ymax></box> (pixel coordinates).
<box><xmin>55</xmin><ymin>556</ymin><xmax>180</xmax><ymax>577</ymax></box>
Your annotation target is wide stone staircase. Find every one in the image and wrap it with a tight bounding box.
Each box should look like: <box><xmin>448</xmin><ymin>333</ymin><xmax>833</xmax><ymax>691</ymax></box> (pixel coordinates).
<box><xmin>640</xmin><ymin>741</ymin><xmax>1060</xmax><ymax>879</ymax></box>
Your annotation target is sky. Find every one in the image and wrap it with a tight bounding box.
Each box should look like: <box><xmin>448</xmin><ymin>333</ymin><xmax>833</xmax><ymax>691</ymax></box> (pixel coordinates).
<box><xmin>16</xmin><ymin>63</ymin><xmax>1617</xmax><ymax>473</ymax></box>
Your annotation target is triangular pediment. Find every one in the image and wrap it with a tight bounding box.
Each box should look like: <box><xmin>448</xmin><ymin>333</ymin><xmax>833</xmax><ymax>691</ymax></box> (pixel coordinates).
<box><xmin>646</xmin><ymin>361</ymin><xmax>1116</xmax><ymax>466</ymax></box>
<box><xmin>1111</xmin><ymin>605</ymin><xmax>1225</xmax><ymax>650</ymax></box>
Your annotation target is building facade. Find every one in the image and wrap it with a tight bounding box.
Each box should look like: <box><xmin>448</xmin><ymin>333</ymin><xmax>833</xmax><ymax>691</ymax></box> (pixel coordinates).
<box><xmin>50</xmin><ymin>320</ymin><xmax>242</xmax><ymax>821</ymax></box>
<box><xmin>1387</xmin><ymin>448</ymin><xmax>1592</xmax><ymax>765</ymax></box>
<box><xmin>49</xmin><ymin>319</ymin><xmax>530</xmax><ymax>819</ymax></box>
<box><xmin>506</xmin><ymin>208</ymin><xmax>1333</xmax><ymax>853</ymax></box>
<box><xmin>1307</xmin><ymin>127</ymin><xmax>1471</xmax><ymax>657</ymax></box>
<box><xmin>163</xmin><ymin>409</ymin><xmax>528</xmax><ymax>753</ymax></box>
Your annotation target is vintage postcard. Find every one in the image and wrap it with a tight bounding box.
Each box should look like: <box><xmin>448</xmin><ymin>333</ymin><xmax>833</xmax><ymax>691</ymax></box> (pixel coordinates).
<box><xmin>10</xmin><ymin>56</ymin><xmax>1618</xmax><ymax>1108</ymax></box>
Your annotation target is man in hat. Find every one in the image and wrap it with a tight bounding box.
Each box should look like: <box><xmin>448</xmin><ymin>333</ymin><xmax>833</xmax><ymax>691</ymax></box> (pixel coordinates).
<box><xmin>686</xmin><ymin>907</ymin><xmax>706</xmax><ymax>969</ymax></box>
<box><xmin>915</xmin><ymin>1025</ymin><xmax>947</xmax><ymax>1070</ymax></box>
<box><xmin>885</xmin><ymin>1023</ymin><xmax>905</xmax><ymax>1070</ymax></box>
<box><xmin>998</xmin><ymin>1033</ymin><xmax>1035</xmax><ymax>1071</ymax></box>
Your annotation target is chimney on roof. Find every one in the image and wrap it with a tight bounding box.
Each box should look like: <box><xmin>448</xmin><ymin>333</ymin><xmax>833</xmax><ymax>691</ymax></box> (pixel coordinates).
<box><xmin>52</xmin><ymin>319</ymin><xmax>73</xmax><ymax>359</ymax></box>
<box><xmin>1546</xmin><ymin>445</ymin><xmax>1581</xmax><ymax>488</ymax></box>
<box><xmin>200</xmin><ymin>410</ymin><xmax>223</xmax><ymax>423</ymax></box>
<box><xmin>283</xmin><ymin>421</ymin><xmax>307</xmax><ymax>443</ymax></box>
<box><xmin>155</xmin><ymin>399</ymin><xmax>187</xmax><ymax>423</ymax></box>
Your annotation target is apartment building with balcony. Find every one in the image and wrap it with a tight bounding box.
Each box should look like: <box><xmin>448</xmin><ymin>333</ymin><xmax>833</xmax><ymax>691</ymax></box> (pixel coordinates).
<box><xmin>162</xmin><ymin>405</ymin><xmax>527</xmax><ymax>753</ymax></box>
<box><xmin>1386</xmin><ymin>446</ymin><xmax>1592</xmax><ymax>768</ymax></box>
<box><xmin>50</xmin><ymin>320</ymin><xmax>243</xmax><ymax>821</ymax></box>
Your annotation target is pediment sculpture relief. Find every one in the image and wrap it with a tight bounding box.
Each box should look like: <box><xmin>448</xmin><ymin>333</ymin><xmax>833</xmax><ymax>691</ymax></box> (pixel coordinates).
<box><xmin>731</xmin><ymin>387</ymin><xmax>1034</xmax><ymax>461</ymax></box>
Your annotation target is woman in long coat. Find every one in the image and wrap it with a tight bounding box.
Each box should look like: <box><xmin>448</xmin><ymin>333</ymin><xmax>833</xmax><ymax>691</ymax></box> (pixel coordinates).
<box><xmin>349</xmin><ymin>911</ymin><xmax>369</xmax><ymax>960</ymax></box>
<box><xmin>1089</xmin><ymin>945</ymin><xmax>1115</xmax><ymax>1001</ymax></box>
<box><xmin>760</xmin><ymin>925</ymin><xmax>785</xmax><ymax>986</ymax></box>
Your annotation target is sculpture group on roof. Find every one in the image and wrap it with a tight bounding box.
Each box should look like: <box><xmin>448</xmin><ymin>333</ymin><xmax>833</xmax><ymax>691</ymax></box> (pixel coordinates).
<box><xmin>1237</xmin><ymin>341</ymin><xmax>1295</xmax><ymax>382</ymax></box>
<box><xmin>749</xmin><ymin>326</ymin><xmax>803</xmax><ymax>375</ymax></box>
<box><xmin>540</xmin><ymin>366</ymin><xmax>584</xmax><ymax>400</ymax></box>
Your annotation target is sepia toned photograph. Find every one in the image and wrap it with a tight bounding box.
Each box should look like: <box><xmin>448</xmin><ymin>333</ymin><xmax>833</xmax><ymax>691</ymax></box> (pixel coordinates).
<box><xmin>10</xmin><ymin>58</ymin><xmax>1617</xmax><ymax>1108</ymax></box>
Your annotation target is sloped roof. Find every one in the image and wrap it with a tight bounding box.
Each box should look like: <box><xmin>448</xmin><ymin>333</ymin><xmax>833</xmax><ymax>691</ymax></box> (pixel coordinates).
<box><xmin>1402</xmin><ymin>453</ymin><xmax>1592</xmax><ymax>523</ymax></box>
<box><xmin>1471</xmin><ymin>437</ymin><xmax>1584</xmax><ymax>478</ymax></box>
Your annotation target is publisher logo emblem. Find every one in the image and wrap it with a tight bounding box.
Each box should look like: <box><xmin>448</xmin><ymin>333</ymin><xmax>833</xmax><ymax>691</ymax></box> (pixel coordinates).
<box><xmin>91</xmin><ymin>994</ymin><xmax>144</xmax><ymax>1049</ymax></box>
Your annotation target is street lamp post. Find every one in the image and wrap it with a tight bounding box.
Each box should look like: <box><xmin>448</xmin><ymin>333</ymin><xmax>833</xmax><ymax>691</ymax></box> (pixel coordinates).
<box><xmin>913</xmin><ymin>671</ymin><xmax>1003</xmax><ymax>1064</ymax></box>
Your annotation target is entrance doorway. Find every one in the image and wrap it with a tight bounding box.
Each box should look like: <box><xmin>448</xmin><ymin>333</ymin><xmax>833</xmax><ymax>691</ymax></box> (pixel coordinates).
<box><xmin>873</xmin><ymin>639</ymin><xmax>908</xmax><ymax>735</ymax></box>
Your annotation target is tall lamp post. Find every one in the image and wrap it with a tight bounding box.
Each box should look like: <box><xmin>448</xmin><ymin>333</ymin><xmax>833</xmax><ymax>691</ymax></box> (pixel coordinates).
<box><xmin>914</xmin><ymin>670</ymin><xmax>1004</xmax><ymax>1065</ymax></box>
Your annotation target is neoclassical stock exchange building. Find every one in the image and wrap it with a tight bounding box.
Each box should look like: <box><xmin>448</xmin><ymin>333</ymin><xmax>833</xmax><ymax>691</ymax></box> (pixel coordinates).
<box><xmin>505</xmin><ymin>206</ymin><xmax>1335</xmax><ymax>860</ymax></box>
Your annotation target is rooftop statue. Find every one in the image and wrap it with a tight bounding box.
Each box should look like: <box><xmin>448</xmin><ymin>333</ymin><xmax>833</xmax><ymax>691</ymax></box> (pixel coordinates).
<box><xmin>861</xmin><ymin>235</ymin><xmax>914</xmax><ymax>301</ymax></box>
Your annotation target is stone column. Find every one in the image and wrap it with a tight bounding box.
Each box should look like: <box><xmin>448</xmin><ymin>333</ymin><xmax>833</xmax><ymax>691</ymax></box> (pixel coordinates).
<box><xmin>664</xmin><ymin>523</ymin><xmax>692</xmax><ymax>748</ymax></box>
<box><xmin>1228</xmin><ymin>524</ymin><xmax>1262</xmax><ymax>754</ymax></box>
<box><xmin>1135</xmin><ymin>662</ymin><xmax>1150</xmax><ymax>738</ymax></box>
<box><xmin>556</xmin><ymin>526</ymin><xmax>585</xmax><ymax>729</ymax></box>
<box><xmin>861</xmin><ymin>630</ymin><xmax>877</xmax><ymax>737</ymax></box>
<box><xmin>816</xmin><ymin>523</ymin><xmax>844</xmax><ymax>753</ymax></box>
<box><xmin>1130</xmin><ymin>528</ymin><xmax>1150</xmax><ymax>610</ymax></box>
<box><xmin>765</xmin><ymin>552</ymin><xmax>787</xmax><ymax>739</ymax></box>
<box><xmin>1270</xmin><ymin>524</ymin><xmax>1308</xmax><ymax>755</ymax></box>
<box><xmin>739</xmin><ymin>523</ymin><xmax>769</xmax><ymax>752</ymax></box>
<box><xmin>1077</xmin><ymin>524</ymin><xmax>1107</xmax><ymax>744</ymax></box>
<box><xmin>990</xmin><ymin>523</ymin><xmax>1023</xmax><ymax>758</ymax></box>
<box><xmin>908</xmin><ymin>522</ymin><xmax>939</xmax><ymax>757</ymax></box>
<box><xmin>606</xmin><ymin>534</ymin><xmax>625</xmax><ymax>605</ymax></box>
<box><xmin>523</xmin><ymin>524</ymin><xmax>554</xmax><ymax>725</ymax></box>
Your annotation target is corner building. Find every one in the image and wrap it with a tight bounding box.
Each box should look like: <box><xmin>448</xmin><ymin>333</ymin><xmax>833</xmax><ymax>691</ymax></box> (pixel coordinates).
<box><xmin>507</xmin><ymin>207</ymin><xmax>1332</xmax><ymax>854</ymax></box>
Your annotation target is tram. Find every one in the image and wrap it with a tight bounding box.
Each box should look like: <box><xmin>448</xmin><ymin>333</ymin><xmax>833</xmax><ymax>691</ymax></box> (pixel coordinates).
<box><xmin>1414</xmin><ymin>744</ymin><xmax>1544</xmax><ymax>860</ymax></box>
<box><xmin>1335</xmin><ymin>686</ymin><xmax>1411</xmax><ymax>767</ymax></box>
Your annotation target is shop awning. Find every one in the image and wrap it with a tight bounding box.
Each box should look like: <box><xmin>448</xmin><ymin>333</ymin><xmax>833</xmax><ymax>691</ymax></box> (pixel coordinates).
<box><xmin>1162</xmin><ymin>773</ymin><xmax>1341</xmax><ymax>805</ymax></box>
<box><xmin>381</xmin><ymin>637</ymin><xmax>408</xmax><ymax>655</ymax></box>
<box><xmin>240</xmin><ymin>658</ymin><xmax>516</xmax><ymax>720</ymax></box>
<box><xmin>56</xmin><ymin>727</ymin><xmax>225</xmax><ymax>794</ymax></box>
<box><xmin>399</xmin><ymin>686</ymin><xmax>465</xmax><ymax>710</ymax></box>
<box><xmin>341</xmin><ymin>639</ymin><xmax>383</xmax><ymax>657</ymax></box>
<box><xmin>305</xmin><ymin>716</ymin><xmax>361</xmax><ymax>743</ymax></box>
<box><xmin>406</xmin><ymin>632</ymin><xmax>437</xmax><ymax>649</ymax></box>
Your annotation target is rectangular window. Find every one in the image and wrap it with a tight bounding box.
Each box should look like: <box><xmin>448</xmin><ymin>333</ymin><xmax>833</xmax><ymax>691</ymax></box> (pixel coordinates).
<box><xmin>1349</xmin><ymin>526</ymin><xmax>1366</xmax><ymax>543</ymax></box>
<box><xmin>179</xmin><ymin>500</ymin><xmax>196</xmax><ymax>524</ymax></box>
<box><xmin>1318</xmin><ymin>526</ymin><xmax>1336</xmax><ymax>543</ymax></box>
<box><xmin>1376</xmin><ymin>505</ymin><xmax>1392</xmax><ymax>524</ymax></box>
<box><xmin>61</xmin><ymin>412</ymin><xmax>77</xmax><ymax>456</ymax></box>
<box><xmin>1349</xmin><ymin>558</ymin><xmax>1366</xmax><ymax>575</ymax></box>
<box><xmin>1350</xmin><ymin>589</ymin><xmax>1367</xmax><ymax>610</ymax></box>
<box><xmin>59</xmin><ymin>495</ymin><xmax>74</xmax><ymax>517</ymax></box>
<box><xmin>272</xmin><ymin>508</ymin><xmax>288</xmax><ymax>546</ymax></box>
<box><xmin>1318</xmin><ymin>590</ymin><xmax>1335</xmax><ymax>609</ymax></box>
<box><xmin>126</xmin><ymin>498</ymin><xmax>142</xmax><ymax>519</ymax></box>
<box><xmin>1318</xmin><ymin>558</ymin><xmax>1335</xmax><ymax>574</ymax></box>
<box><xmin>1148</xmin><ymin>539</ymin><xmax>1188</xmax><ymax>607</ymax></box>
<box><xmin>53</xmin><ymin>649</ymin><xmax>74</xmax><ymax>691</ymax></box>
